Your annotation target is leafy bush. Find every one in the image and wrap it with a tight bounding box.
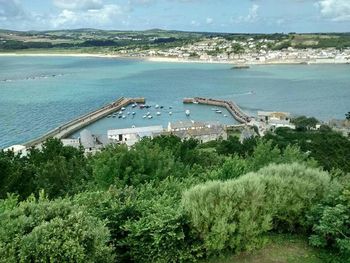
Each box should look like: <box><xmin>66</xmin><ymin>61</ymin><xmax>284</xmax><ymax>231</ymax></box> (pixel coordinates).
<box><xmin>182</xmin><ymin>163</ymin><xmax>332</xmax><ymax>255</ymax></box>
<box><xmin>90</xmin><ymin>141</ymin><xmax>186</xmax><ymax>189</ymax></box>
<box><xmin>74</xmin><ymin>178</ymin><xmax>204</xmax><ymax>262</ymax></box>
<box><xmin>308</xmin><ymin>179</ymin><xmax>350</xmax><ymax>259</ymax></box>
<box><xmin>0</xmin><ymin>193</ymin><xmax>115</xmax><ymax>263</ymax></box>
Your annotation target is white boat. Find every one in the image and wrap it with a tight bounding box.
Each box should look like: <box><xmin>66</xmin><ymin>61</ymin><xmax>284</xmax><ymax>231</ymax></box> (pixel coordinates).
<box><xmin>216</xmin><ymin>110</ymin><xmax>222</xmax><ymax>114</ymax></box>
<box><xmin>148</xmin><ymin>115</ymin><xmax>153</xmax><ymax>119</ymax></box>
<box><xmin>143</xmin><ymin>115</ymin><xmax>147</xmax><ymax>119</ymax></box>
<box><xmin>121</xmin><ymin>107</ymin><xmax>126</xmax><ymax>111</ymax></box>
<box><xmin>211</xmin><ymin>108</ymin><xmax>217</xmax><ymax>111</ymax></box>
<box><xmin>118</xmin><ymin>111</ymin><xmax>123</xmax><ymax>115</ymax></box>
<box><xmin>185</xmin><ymin>110</ymin><xmax>190</xmax><ymax>116</ymax></box>
<box><xmin>147</xmin><ymin>112</ymin><xmax>151</xmax><ymax>116</ymax></box>
<box><xmin>224</xmin><ymin>114</ymin><xmax>228</xmax><ymax>117</ymax></box>
<box><xmin>156</xmin><ymin>112</ymin><xmax>161</xmax><ymax>116</ymax></box>
<box><xmin>132</xmin><ymin>112</ymin><xmax>136</xmax><ymax>115</ymax></box>
<box><xmin>155</xmin><ymin>105</ymin><xmax>160</xmax><ymax>109</ymax></box>
<box><xmin>193</xmin><ymin>101</ymin><xmax>199</xmax><ymax>104</ymax></box>
<box><xmin>169</xmin><ymin>112</ymin><xmax>173</xmax><ymax>115</ymax></box>
<box><xmin>122</xmin><ymin>115</ymin><xmax>126</xmax><ymax>119</ymax></box>
<box><xmin>127</xmin><ymin>112</ymin><xmax>131</xmax><ymax>115</ymax></box>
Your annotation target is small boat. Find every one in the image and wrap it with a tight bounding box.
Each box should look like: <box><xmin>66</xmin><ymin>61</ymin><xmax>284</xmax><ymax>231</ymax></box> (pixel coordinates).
<box><xmin>118</xmin><ymin>111</ymin><xmax>123</xmax><ymax>115</ymax></box>
<box><xmin>107</xmin><ymin>115</ymin><xmax>112</xmax><ymax>118</ymax></box>
<box><xmin>156</xmin><ymin>112</ymin><xmax>161</xmax><ymax>116</ymax></box>
<box><xmin>160</xmin><ymin>106</ymin><xmax>164</xmax><ymax>109</ymax></box>
<box><xmin>193</xmin><ymin>101</ymin><xmax>199</xmax><ymax>104</ymax></box>
<box><xmin>118</xmin><ymin>115</ymin><xmax>122</xmax><ymax>119</ymax></box>
<box><xmin>224</xmin><ymin>114</ymin><xmax>228</xmax><ymax>117</ymax></box>
<box><xmin>132</xmin><ymin>112</ymin><xmax>136</xmax><ymax>115</ymax></box>
<box><xmin>140</xmin><ymin>104</ymin><xmax>145</xmax><ymax>109</ymax></box>
<box><xmin>121</xmin><ymin>107</ymin><xmax>126</xmax><ymax>111</ymax></box>
<box><xmin>148</xmin><ymin>115</ymin><xmax>153</xmax><ymax>119</ymax></box>
<box><xmin>122</xmin><ymin>115</ymin><xmax>126</xmax><ymax>119</ymax></box>
<box><xmin>112</xmin><ymin>115</ymin><xmax>117</xmax><ymax>118</ymax></box>
<box><xmin>155</xmin><ymin>105</ymin><xmax>160</xmax><ymax>109</ymax></box>
<box><xmin>211</xmin><ymin>108</ymin><xmax>217</xmax><ymax>111</ymax></box>
<box><xmin>169</xmin><ymin>106</ymin><xmax>172</xmax><ymax>109</ymax></box>
<box><xmin>216</xmin><ymin>110</ymin><xmax>222</xmax><ymax>114</ymax></box>
<box><xmin>231</xmin><ymin>65</ymin><xmax>250</xmax><ymax>69</ymax></box>
<box><xmin>185</xmin><ymin>110</ymin><xmax>190</xmax><ymax>116</ymax></box>
<box><xmin>169</xmin><ymin>112</ymin><xmax>173</xmax><ymax>115</ymax></box>
<box><xmin>147</xmin><ymin>112</ymin><xmax>151</xmax><ymax>116</ymax></box>
<box><xmin>143</xmin><ymin>115</ymin><xmax>147</xmax><ymax>119</ymax></box>
<box><xmin>132</xmin><ymin>104</ymin><xmax>137</xmax><ymax>108</ymax></box>
<box><xmin>127</xmin><ymin>112</ymin><xmax>131</xmax><ymax>115</ymax></box>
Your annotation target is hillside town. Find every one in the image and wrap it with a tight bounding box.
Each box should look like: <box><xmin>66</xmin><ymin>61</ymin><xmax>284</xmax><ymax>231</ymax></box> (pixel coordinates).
<box><xmin>122</xmin><ymin>37</ymin><xmax>350</xmax><ymax>64</ymax></box>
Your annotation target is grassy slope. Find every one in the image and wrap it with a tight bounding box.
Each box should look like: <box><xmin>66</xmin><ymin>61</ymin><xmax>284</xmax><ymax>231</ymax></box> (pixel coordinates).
<box><xmin>205</xmin><ymin>235</ymin><xmax>329</xmax><ymax>263</ymax></box>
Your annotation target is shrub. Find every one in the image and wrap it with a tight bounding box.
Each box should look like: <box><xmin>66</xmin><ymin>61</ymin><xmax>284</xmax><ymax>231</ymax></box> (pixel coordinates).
<box><xmin>182</xmin><ymin>163</ymin><xmax>332</xmax><ymax>255</ymax></box>
<box><xmin>0</xmin><ymin>193</ymin><xmax>115</xmax><ymax>263</ymax></box>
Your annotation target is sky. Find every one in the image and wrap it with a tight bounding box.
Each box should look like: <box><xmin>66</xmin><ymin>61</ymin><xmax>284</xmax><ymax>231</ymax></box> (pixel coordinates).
<box><xmin>0</xmin><ymin>0</ymin><xmax>350</xmax><ymax>33</ymax></box>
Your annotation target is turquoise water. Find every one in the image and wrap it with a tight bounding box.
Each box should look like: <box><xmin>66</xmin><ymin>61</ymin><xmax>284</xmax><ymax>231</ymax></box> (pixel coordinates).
<box><xmin>0</xmin><ymin>56</ymin><xmax>349</xmax><ymax>148</ymax></box>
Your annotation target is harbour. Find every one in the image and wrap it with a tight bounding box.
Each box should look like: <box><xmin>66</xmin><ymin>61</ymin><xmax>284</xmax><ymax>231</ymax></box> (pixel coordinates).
<box><xmin>1</xmin><ymin>57</ymin><xmax>350</xmax><ymax>148</ymax></box>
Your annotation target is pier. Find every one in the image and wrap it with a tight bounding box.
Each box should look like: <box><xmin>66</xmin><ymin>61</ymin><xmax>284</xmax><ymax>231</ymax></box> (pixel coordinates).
<box><xmin>24</xmin><ymin>97</ymin><xmax>145</xmax><ymax>148</ymax></box>
<box><xmin>184</xmin><ymin>97</ymin><xmax>251</xmax><ymax>124</ymax></box>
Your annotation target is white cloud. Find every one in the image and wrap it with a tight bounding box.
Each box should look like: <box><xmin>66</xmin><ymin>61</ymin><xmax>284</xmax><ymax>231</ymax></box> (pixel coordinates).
<box><xmin>317</xmin><ymin>0</ymin><xmax>350</xmax><ymax>21</ymax></box>
<box><xmin>0</xmin><ymin>0</ymin><xmax>27</xmax><ymax>21</ymax></box>
<box><xmin>191</xmin><ymin>20</ymin><xmax>200</xmax><ymax>26</ymax></box>
<box><xmin>53</xmin><ymin>0</ymin><xmax>103</xmax><ymax>11</ymax></box>
<box><xmin>206</xmin><ymin>17</ymin><xmax>213</xmax><ymax>24</ymax></box>
<box><xmin>51</xmin><ymin>4</ymin><xmax>123</xmax><ymax>28</ymax></box>
<box><xmin>235</xmin><ymin>4</ymin><xmax>259</xmax><ymax>23</ymax></box>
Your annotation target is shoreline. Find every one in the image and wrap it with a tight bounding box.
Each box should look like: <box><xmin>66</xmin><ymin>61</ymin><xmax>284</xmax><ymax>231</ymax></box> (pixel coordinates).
<box><xmin>0</xmin><ymin>52</ymin><xmax>349</xmax><ymax>65</ymax></box>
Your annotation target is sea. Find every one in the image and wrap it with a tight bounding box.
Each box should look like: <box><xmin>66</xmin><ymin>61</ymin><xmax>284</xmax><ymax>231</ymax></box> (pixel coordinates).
<box><xmin>0</xmin><ymin>56</ymin><xmax>349</xmax><ymax>148</ymax></box>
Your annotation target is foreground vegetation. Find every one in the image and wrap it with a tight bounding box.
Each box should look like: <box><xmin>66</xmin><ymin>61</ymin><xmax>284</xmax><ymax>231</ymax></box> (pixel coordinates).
<box><xmin>0</xmin><ymin>127</ymin><xmax>350</xmax><ymax>262</ymax></box>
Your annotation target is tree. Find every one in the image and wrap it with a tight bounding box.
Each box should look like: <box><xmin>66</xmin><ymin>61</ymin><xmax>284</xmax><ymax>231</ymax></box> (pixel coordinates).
<box><xmin>0</xmin><ymin>193</ymin><xmax>115</xmax><ymax>262</ymax></box>
<box><xmin>346</xmin><ymin>112</ymin><xmax>350</xmax><ymax>120</ymax></box>
<box><xmin>291</xmin><ymin>116</ymin><xmax>319</xmax><ymax>131</ymax></box>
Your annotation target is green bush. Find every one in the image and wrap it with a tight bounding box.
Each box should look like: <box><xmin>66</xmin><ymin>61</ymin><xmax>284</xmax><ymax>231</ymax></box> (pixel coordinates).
<box><xmin>182</xmin><ymin>163</ymin><xmax>332</xmax><ymax>255</ymax></box>
<box><xmin>308</xmin><ymin>180</ymin><xmax>350</xmax><ymax>259</ymax></box>
<box><xmin>74</xmin><ymin>178</ymin><xmax>204</xmax><ymax>263</ymax></box>
<box><xmin>90</xmin><ymin>141</ymin><xmax>186</xmax><ymax>189</ymax></box>
<box><xmin>0</xmin><ymin>193</ymin><xmax>115</xmax><ymax>263</ymax></box>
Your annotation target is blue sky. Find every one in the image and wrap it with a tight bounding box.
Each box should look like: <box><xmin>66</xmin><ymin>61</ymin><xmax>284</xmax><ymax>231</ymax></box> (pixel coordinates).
<box><xmin>0</xmin><ymin>0</ymin><xmax>350</xmax><ymax>32</ymax></box>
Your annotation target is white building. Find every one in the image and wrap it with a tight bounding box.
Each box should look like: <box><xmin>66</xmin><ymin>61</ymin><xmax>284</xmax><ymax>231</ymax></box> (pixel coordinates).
<box><xmin>258</xmin><ymin>111</ymin><xmax>295</xmax><ymax>130</ymax></box>
<box><xmin>108</xmin><ymin>126</ymin><xmax>164</xmax><ymax>146</ymax></box>
<box><xmin>3</xmin><ymin>145</ymin><xmax>27</xmax><ymax>156</ymax></box>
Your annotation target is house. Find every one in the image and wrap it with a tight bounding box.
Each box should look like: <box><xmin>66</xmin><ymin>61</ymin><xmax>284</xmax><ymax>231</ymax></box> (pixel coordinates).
<box><xmin>108</xmin><ymin>126</ymin><xmax>164</xmax><ymax>147</ymax></box>
<box><xmin>61</xmin><ymin>129</ymin><xmax>108</xmax><ymax>154</ymax></box>
<box><xmin>167</xmin><ymin>121</ymin><xmax>227</xmax><ymax>143</ymax></box>
<box><xmin>258</xmin><ymin>111</ymin><xmax>295</xmax><ymax>129</ymax></box>
<box><xmin>3</xmin><ymin>144</ymin><xmax>27</xmax><ymax>156</ymax></box>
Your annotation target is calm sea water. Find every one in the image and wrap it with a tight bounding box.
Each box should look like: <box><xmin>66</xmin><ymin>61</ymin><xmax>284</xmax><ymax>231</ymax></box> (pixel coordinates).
<box><xmin>0</xmin><ymin>56</ymin><xmax>349</xmax><ymax>148</ymax></box>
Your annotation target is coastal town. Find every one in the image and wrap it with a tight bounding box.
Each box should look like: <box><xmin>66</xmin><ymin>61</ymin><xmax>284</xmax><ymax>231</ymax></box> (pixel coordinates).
<box><xmin>123</xmin><ymin>37</ymin><xmax>350</xmax><ymax>64</ymax></box>
<box><xmin>1</xmin><ymin>29</ymin><xmax>350</xmax><ymax>65</ymax></box>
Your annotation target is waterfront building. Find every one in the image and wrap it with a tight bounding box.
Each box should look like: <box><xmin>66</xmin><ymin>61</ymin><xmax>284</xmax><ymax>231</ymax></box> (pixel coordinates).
<box><xmin>108</xmin><ymin>126</ymin><xmax>164</xmax><ymax>147</ymax></box>
<box><xmin>258</xmin><ymin>111</ymin><xmax>296</xmax><ymax>131</ymax></box>
<box><xmin>3</xmin><ymin>145</ymin><xmax>27</xmax><ymax>156</ymax></box>
<box><xmin>167</xmin><ymin>121</ymin><xmax>227</xmax><ymax>143</ymax></box>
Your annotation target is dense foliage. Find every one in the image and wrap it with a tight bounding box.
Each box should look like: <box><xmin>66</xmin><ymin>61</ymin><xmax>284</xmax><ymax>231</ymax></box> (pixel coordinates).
<box><xmin>0</xmin><ymin>192</ymin><xmax>114</xmax><ymax>262</ymax></box>
<box><xmin>0</xmin><ymin>127</ymin><xmax>349</xmax><ymax>262</ymax></box>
